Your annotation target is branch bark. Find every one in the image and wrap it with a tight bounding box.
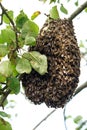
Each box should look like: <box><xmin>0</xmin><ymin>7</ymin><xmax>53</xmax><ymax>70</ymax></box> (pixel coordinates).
<box><xmin>0</xmin><ymin>89</ymin><xmax>11</xmax><ymax>109</ymax></box>
<box><xmin>68</xmin><ymin>1</ymin><xmax>87</xmax><ymax>21</ymax></box>
<box><xmin>32</xmin><ymin>109</ymin><xmax>56</xmax><ymax>130</ymax></box>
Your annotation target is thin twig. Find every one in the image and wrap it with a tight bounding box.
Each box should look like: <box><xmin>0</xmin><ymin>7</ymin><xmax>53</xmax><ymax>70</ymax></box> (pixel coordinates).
<box><xmin>32</xmin><ymin>109</ymin><xmax>56</xmax><ymax>130</ymax></box>
<box><xmin>68</xmin><ymin>1</ymin><xmax>87</xmax><ymax>21</ymax></box>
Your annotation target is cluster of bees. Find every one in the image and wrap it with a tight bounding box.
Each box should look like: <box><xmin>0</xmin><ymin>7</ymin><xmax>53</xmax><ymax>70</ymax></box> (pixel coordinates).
<box><xmin>21</xmin><ymin>19</ymin><xmax>80</xmax><ymax>108</ymax></box>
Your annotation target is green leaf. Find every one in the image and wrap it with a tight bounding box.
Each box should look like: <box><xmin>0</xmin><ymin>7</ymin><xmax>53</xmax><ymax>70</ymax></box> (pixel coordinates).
<box><xmin>31</xmin><ymin>11</ymin><xmax>41</xmax><ymax>20</ymax></box>
<box><xmin>74</xmin><ymin>115</ymin><xmax>83</xmax><ymax>124</ymax></box>
<box><xmin>85</xmin><ymin>8</ymin><xmax>87</xmax><ymax>12</ymax></box>
<box><xmin>0</xmin><ymin>111</ymin><xmax>10</xmax><ymax>118</ymax></box>
<box><xmin>65</xmin><ymin>115</ymin><xmax>72</xmax><ymax>120</ymax></box>
<box><xmin>79</xmin><ymin>41</ymin><xmax>84</xmax><ymax>48</ymax></box>
<box><xmin>50</xmin><ymin>5</ymin><xmax>59</xmax><ymax>19</ymax></box>
<box><xmin>50</xmin><ymin>0</ymin><xmax>56</xmax><ymax>4</ymax></box>
<box><xmin>16</xmin><ymin>10</ymin><xmax>28</xmax><ymax>29</ymax></box>
<box><xmin>75</xmin><ymin>1</ymin><xmax>78</xmax><ymax>6</ymax></box>
<box><xmin>0</xmin><ymin>61</ymin><xmax>13</xmax><ymax>77</ymax></box>
<box><xmin>0</xmin><ymin>29</ymin><xmax>15</xmax><ymax>44</ymax></box>
<box><xmin>16</xmin><ymin>58</ymin><xmax>32</xmax><ymax>74</ymax></box>
<box><xmin>7</xmin><ymin>77</ymin><xmax>20</xmax><ymax>94</ymax></box>
<box><xmin>0</xmin><ymin>44</ymin><xmax>8</xmax><ymax>57</ymax></box>
<box><xmin>25</xmin><ymin>35</ymin><xmax>36</xmax><ymax>46</ymax></box>
<box><xmin>21</xmin><ymin>20</ymin><xmax>39</xmax><ymax>39</ymax></box>
<box><xmin>24</xmin><ymin>51</ymin><xmax>48</xmax><ymax>75</ymax></box>
<box><xmin>3</xmin><ymin>11</ymin><xmax>14</xmax><ymax>24</ymax></box>
<box><xmin>0</xmin><ymin>117</ymin><xmax>12</xmax><ymax>130</ymax></box>
<box><xmin>0</xmin><ymin>34</ymin><xmax>5</xmax><ymax>44</ymax></box>
<box><xmin>60</xmin><ymin>4</ymin><xmax>68</xmax><ymax>14</ymax></box>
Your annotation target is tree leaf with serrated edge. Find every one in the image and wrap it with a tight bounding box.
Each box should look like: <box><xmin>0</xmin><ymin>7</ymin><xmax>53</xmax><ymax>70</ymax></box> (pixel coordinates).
<box><xmin>74</xmin><ymin>115</ymin><xmax>83</xmax><ymax>124</ymax></box>
<box><xmin>0</xmin><ymin>44</ymin><xmax>8</xmax><ymax>57</ymax></box>
<box><xmin>3</xmin><ymin>11</ymin><xmax>14</xmax><ymax>24</ymax></box>
<box><xmin>0</xmin><ymin>111</ymin><xmax>11</xmax><ymax>118</ymax></box>
<box><xmin>0</xmin><ymin>117</ymin><xmax>12</xmax><ymax>130</ymax></box>
<box><xmin>23</xmin><ymin>51</ymin><xmax>48</xmax><ymax>75</ymax></box>
<box><xmin>50</xmin><ymin>6</ymin><xmax>60</xmax><ymax>19</ymax></box>
<box><xmin>25</xmin><ymin>35</ymin><xmax>36</xmax><ymax>46</ymax></box>
<box><xmin>16</xmin><ymin>58</ymin><xmax>32</xmax><ymax>74</ymax></box>
<box><xmin>0</xmin><ymin>29</ymin><xmax>16</xmax><ymax>44</ymax></box>
<box><xmin>60</xmin><ymin>4</ymin><xmax>68</xmax><ymax>14</ymax></box>
<box><xmin>21</xmin><ymin>20</ymin><xmax>39</xmax><ymax>39</ymax></box>
<box><xmin>16</xmin><ymin>10</ymin><xmax>28</xmax><ymax>29</ymax></box>
<box><xmin>7</xmin><ymin>77</ymin><xmax>20</xmax><ymax>95</ymax></box>
<box><xmin>0</xmin><ymin>61</ymin><xmax>14</xmax><ymax>77</ymax></box>
<box><xmin>31</xmin><ymin>11</ymin><xmax>41</xmax><ymax>20</ymax></box>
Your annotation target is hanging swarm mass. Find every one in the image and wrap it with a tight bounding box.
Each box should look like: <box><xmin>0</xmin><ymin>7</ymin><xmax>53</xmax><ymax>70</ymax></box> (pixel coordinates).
<box><xmin>21</xmin><ymin>18</ymin><xmax>80</xmax><ymax>108</ymax></box>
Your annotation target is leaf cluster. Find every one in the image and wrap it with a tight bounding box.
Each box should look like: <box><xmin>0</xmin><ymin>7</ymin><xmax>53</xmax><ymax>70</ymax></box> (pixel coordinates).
<box><xmin>0</xmin><ymin>4</ymin><xmax>48</xmax><ymax>109</ymax></box>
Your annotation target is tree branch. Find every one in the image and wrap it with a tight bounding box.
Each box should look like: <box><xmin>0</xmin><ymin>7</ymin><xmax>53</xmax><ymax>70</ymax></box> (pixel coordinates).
<box><xmin>0</xmin><ymin>3</ymin><xmax>19</xmax><ymax>50</ymax></box>
<box><xmin>0</xmin><ymin>89</ymin><xmax>11</xmax><ymax>109</ymax></box>
<box><xmin>74</xmin><ymin>81</ymin><xmax>87</xmax><ymax>96</ymax></box>
<box><xmin>32</xmin><ymin>109</ymin><xmax>56</xmax><ymax>130</ymax></box>
<box><xmin>68</xmin><ymin>1</ymin><xmax>87</xmax><ymax>21</ymax></box>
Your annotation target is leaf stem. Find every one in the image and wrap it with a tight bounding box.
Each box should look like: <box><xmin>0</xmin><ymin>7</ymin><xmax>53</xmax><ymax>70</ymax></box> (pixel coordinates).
<box><xmin>68</xmin><ymin>1</ymin><xmax>87</xmax><ymax>21</ymax></box>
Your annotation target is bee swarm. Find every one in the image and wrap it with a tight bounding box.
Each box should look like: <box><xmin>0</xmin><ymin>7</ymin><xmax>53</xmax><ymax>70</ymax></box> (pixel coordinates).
<box><xmin>21</xmin><ymin>19</ymin><xmax>80</xmax><ymax>108</ymax></box>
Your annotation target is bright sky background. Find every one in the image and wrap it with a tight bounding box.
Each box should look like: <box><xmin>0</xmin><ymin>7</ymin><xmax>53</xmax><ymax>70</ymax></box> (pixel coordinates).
<box><xmin>1</xmin><ymin>0</ymin><xmax>87</xmax><ymax>130</ymax></box>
